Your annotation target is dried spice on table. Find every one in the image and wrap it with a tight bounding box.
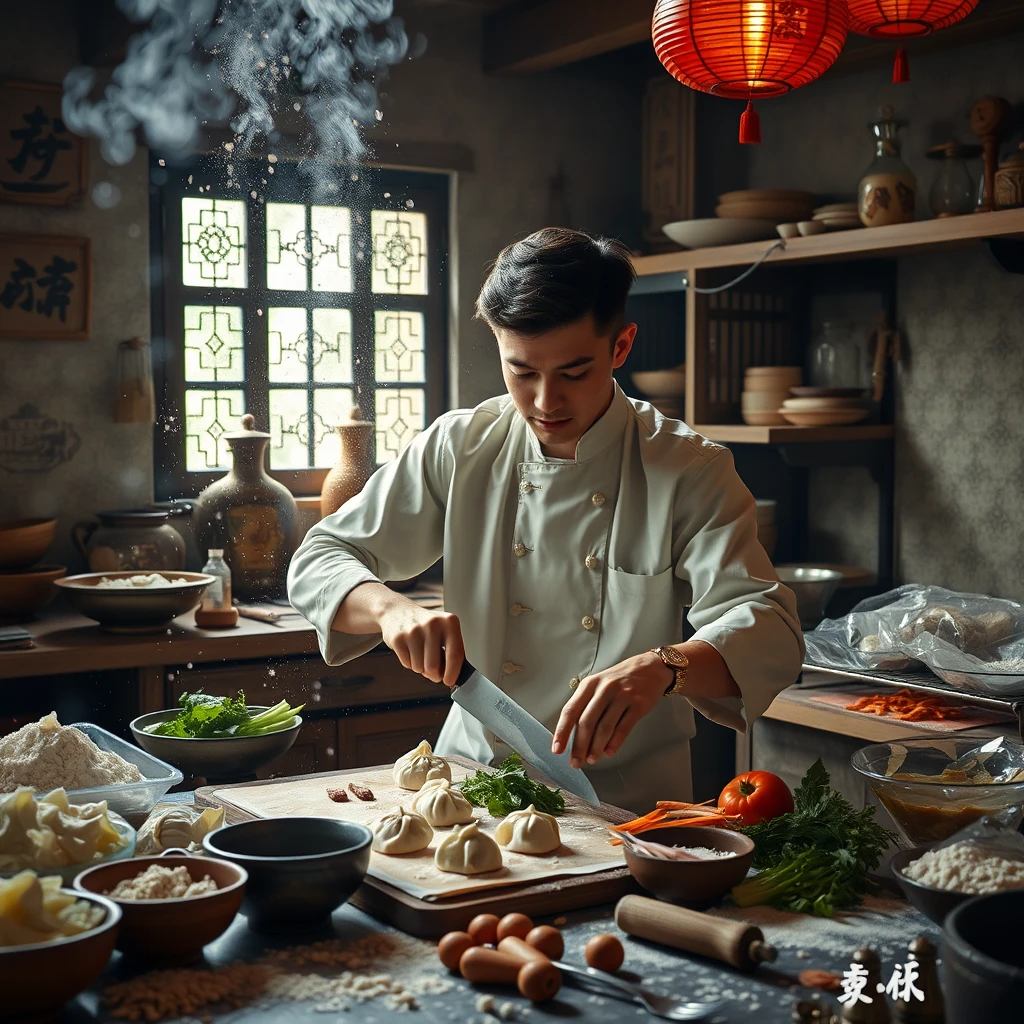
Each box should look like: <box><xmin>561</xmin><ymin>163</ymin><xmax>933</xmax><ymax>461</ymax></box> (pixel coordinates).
<box><xmin>845</xmin><ymin>688</ymin><xmax>962</xmax><ymax>721</ymax></box>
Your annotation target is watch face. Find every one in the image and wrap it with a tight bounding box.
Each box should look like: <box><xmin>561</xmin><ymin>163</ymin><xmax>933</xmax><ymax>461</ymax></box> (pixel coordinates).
<box><xmin>661</xmin><ymin>646</ymin><xmax>687</xmax><ymax>667</ymax></box>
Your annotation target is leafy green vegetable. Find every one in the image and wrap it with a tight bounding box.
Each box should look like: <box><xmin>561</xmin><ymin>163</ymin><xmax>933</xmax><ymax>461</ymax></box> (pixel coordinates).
<box><xmin>730</xmin><ymin>759</ymin><xmax>896</xmax><ymax>917</ymax></box>
<box><xmin>146</xmin><ymin>690</ymin><xmax>304</xmax><ymax>738</ymax></box>
<box><xmin>457</xmin><ymin>754</ymin><xmax>566</xmax><ymax>816</ymax></box>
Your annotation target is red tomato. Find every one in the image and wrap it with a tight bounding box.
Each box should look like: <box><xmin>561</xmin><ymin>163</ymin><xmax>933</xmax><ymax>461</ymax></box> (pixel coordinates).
<box><xmin>718</xmin><ymin>771</ymin><xmax>794</xmax><ymax>826</ymax></box>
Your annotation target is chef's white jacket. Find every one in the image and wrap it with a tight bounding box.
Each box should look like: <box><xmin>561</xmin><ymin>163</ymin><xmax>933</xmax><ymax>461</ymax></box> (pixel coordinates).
<box><xmin>288</xmin><ymin>384</ymin><xmax>803</xmax><ymax>811</ymax></box>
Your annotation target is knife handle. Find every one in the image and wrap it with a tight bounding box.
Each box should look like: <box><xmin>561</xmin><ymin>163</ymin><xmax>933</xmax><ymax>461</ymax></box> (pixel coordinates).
<box><xmin>438</xmin><ymin>651</ymin><xmax>475</xmax><ymax>688</ymax></box>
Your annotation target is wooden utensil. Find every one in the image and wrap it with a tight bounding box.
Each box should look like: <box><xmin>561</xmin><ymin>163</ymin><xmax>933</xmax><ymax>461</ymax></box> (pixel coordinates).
<box><xmin>970</xmin><ymin>96</ymin><xmax>1012</xmax><ymax>213</ymax></box>
<box><xmin>614</xmin><ymin>895</ymin><xmax>777</xmax><ymax>972</ymax></box>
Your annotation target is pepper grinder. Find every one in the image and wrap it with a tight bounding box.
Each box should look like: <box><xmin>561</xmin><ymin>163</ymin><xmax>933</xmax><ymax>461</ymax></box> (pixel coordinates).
<box><xmin>970</xmin><ymin>95</ymin><xmax>1012</xmax><ymax>213</ymax></box>
<box><xmin>841</xmin><ymin>948</ymin><xmax>891</xmax><ymax>1024</ymax></box>
<box><xmin>893</xmin><ymin>937</ymin><xmax>944</xmax><ymax>1024</ymax></box>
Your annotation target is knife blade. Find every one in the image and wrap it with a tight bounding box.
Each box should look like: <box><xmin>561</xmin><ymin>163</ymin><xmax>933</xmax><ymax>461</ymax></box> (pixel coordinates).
<box><xmin>450</xmin><ymin>660</ymin><xmax>600</xmax><ymax>807</ymax></box>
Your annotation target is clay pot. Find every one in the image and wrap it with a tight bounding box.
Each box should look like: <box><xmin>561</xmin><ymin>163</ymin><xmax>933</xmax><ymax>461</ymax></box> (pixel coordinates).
<box><xmin>193</xmin><ymin>415</ymin><xmax>299</xmax><ymax>601</ymax></box>
<box><xmin>73</xmin><ymin>510</ymin><xmax>186</xmax><ymax>572</ymax></box>
<box><xmin>320</xmin><ymin>407</ymin><xmax>376</xmax><ymax>519</ymax></box>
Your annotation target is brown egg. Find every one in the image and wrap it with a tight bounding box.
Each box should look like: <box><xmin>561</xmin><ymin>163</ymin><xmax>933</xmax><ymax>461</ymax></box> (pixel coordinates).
<box><xmin>467</xmin><ymin>912</ymin><xmax>500</xmax><ymax>946</ymax></box>
<box><xmin>437</xmin><ymin>931</ymin><xmax>475</xmax><ymax>971</ymax></box>
<box><xmin>496</xmin><ymin>912</ymin><xmax>534</xmax><ymax>942</ymax></box>
<box><xmin>526</xmin><ymin>925</ymin><xmax>564</xmax><ymax>960</ymax></box>
<box><xmin>585</xmin><ymin>933</ymin><xmax>624</xmax><ymax>973</ymax></box>
<box><xmin>517</xmin><ymin>960</ymin><xmax>562</xmax><ymax>1003</ymax></box>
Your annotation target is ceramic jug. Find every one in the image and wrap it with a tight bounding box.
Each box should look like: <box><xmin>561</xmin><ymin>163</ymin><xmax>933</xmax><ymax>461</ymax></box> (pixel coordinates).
<box><xmin>72</xmin><ymin>509</ymin><xmax>186</xmax><ymax>572</ymax></box>
<box><xmin>859</xmin><ymin>105</ymin><xmax>916</xmax><ymax>228</ymax></box>
<box><xmin>193</xmin><ymin>415</ymin><xmax>299</xmax><ymax>601</ymax></box>
<box><xmin>320</xmin><ymin>406</ymin><xmax>376</xmax><ymax>519</ymax></box>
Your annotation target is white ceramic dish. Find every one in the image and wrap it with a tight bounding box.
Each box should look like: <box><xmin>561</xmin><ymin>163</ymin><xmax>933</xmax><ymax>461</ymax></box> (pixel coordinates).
<box><xmin>741</xmin><ymin>390</ymin><xmax>789</xmax><ymax>411</ymax></box>
<box><xmin>741</xmin><ymin>411</ymin><xmax>788</xmax><ymax>426</ymax></box>
<box><xmin>632</xmin><ymin>370</ymin><xmax>687</xmax><ymax>399</ymax></box>
<box><xmin>781</xmin><ymin>396</ymin><xmax>868</xmax><ymax>411</ymax></box>
<box><xmin>746</xmin><ymin>365</ymin><xmax>802</xmax><ymax>376</ymax></box>
<box><xmin>776</xmin><ymin>223</ymin><xmax>800</xmax><ymax>239</ymax></box>
<box><xmin>781</xmin><ymin>408</ymin><xmax>870</xmax><ymax>427</ymax></box>
<box><xmin>662</xmin><ymin>218</ymin><xmax>776</xmax><ymax>250</ymax></box>
<box><xmin>797</xmin><ymin>220</ymin><xmax>826</xmax><ymax>236</ymax></box>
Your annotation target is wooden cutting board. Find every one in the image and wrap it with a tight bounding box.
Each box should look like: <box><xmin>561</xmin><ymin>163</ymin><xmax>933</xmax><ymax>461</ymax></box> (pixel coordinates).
<box><xmin>196</xmin><ymin>756</ymin><xmax>640</xmax><ymax>938</ymax></box>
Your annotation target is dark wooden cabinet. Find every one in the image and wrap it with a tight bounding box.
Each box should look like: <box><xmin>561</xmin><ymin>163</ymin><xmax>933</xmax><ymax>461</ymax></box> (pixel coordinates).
<box><xmin>336</xmin><ymin>704</ymin><xmax>451</xmax><ymax>770</ymax></box>
<box><xmin>257</xmin><ymin>718</ymin><xmax>339</xmax><ymax>780</ymax></box>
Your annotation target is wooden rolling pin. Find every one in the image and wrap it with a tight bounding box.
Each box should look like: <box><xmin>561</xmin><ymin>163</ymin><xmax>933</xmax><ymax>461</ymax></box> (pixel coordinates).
<box><xmin>615</xmin><ymin>895</ymin><xmax>777</xmax><ymax>971</ymax></box>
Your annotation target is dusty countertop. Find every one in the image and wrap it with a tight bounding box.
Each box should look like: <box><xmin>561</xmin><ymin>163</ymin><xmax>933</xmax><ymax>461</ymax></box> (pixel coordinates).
<box><xmin>60</xmin><ymin>800</ymin><xmax>941</xmax><ymax>1024</ymax></box>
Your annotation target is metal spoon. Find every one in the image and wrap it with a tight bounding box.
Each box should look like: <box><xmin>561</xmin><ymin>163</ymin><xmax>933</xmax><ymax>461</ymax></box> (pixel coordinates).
<box><xmin>553</xmin><ymin>960</ymin><xmax>725</xmax><ymax>1021</ymax></box>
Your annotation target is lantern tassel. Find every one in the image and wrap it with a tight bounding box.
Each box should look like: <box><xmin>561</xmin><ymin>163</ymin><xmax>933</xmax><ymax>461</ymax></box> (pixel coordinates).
<box><xmin>739</xmin><ymin>100</ymin><xmax>761</xmax><ymax>145</ymax></box>
<box><xmin>893</xmin><ymin>46</ymin><xmax>909</xmax><ymax>84</ymax></box>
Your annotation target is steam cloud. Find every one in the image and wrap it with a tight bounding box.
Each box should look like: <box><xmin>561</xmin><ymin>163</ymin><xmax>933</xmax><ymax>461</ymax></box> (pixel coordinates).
<box><xmin>62</xmin><ymin>0</ymin><xmax>410</xmax><ymax>189</ymax></box>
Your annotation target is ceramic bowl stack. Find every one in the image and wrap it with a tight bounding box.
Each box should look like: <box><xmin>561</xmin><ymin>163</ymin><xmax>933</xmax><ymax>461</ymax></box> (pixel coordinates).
<box><xmin>717</xmin><ymin>189</ymin><xmax>815</xmax><ymax>224</ymax></box>
<box><xmin>632</xmin><ymin>367</ymin><xmax>686</xmax><ymax>419</ymax></box>
<box><xmin>754</xmin><ymin>500</ymin><xmax>777</xmax><ymax>560</ymax></box>
<box><xmin>741</xmin><ymin>366</ymin><xmax>802</xmax><ymax>426</ymax></box>
<box><xmin>0</xmin><ymin>517</ymin><xmax>65</xmax><ymax>621</ymax></box>
<box><xmin>780</xmin><ymin>386</ymin><xmax>870</xmax><ymax>427</ymax></box>
<box><xmin>812</xmin><ymin>202</ymin><xmax>862</xmax><ymax>231</ymax></box>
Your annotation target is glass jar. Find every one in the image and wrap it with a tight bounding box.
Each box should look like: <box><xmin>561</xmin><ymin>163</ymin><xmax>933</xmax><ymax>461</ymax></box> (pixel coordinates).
<box><xmin>810</xmin><ymin>322</ymin><xmax>866</xmax><ymax>389</ymax></box>
<box><xmin>200</xmin><ymin>549</ymin><xmax>232</xmax><ymax>612</ymax></box>
<box><xmin>113</xmin><ymin>337</ymin><xmax>155</xmax><ymax>423</ymax></box>
<box><xmin>927</xmin><ymin>141</ymin><xmax>981</xmax><ymax>218</ymax></box>
<box><xmin>859</xmin><ymin>105</ymin><xmax>917</xmax><ymax>228</ymax></box>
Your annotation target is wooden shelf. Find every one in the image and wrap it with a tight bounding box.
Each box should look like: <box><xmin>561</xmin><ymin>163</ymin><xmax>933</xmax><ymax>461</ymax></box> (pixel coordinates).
<box><xmin>633</xmin><ymin>208</ymin><xmax>1024</xmax><ymax>276</ymax></box>
<box><xmin>694</xmin><ymin>423</ymin><xmax>894</xmax><ymax>445</ymax></box>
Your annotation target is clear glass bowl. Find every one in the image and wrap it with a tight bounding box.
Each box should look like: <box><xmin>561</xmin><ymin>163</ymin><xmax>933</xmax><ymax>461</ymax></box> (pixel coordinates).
<box><xmin>852</xmin><ymin>736</ymin><xmax>1024</xmax><ymax>846</ymax></box>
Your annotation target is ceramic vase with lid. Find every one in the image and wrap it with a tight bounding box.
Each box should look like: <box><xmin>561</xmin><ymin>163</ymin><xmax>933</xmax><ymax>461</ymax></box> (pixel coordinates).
<box><xmin>72</xmin><ymin>509</ymin><xmax>186</xmax><ymax>572</ymax></box>
<box><xmin>859</xmin><ymin>105</ymin><xmax>916</xmax><ymax>228</ymax></box>
<box><xmin>193</xmin><ymin>415</ymin><xmax>299</xmax><ymax>601</ymax></box>
<box><xmin>320</xmin><ymin>406</ymin><xmax>376</xmax><ymax>518</ymax></box>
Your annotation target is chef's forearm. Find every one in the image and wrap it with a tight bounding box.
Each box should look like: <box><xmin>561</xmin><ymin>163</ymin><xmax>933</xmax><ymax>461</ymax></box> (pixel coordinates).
<box><xmin>331</xmin><ymin>581</ymin><xmax>412</xmax><ymax>634</ymax></box>
<box><xmin>671</xmin><ymin>640</ymin><xmax>741</xmax><ymax>699</ymax></box>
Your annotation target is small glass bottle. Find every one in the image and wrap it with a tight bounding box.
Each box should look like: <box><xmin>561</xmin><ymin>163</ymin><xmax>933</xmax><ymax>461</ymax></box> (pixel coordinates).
<box><xmin>195</xmin><ymin>548</ymin><xmax>238</xmax><ymax>628</ymax></box>
<box><xmin>858</xmin><ymin>105</ymin><xmax>917</xmax><ymax>228</ymax></box>
<box><xmin>926</xmin><ymin>141</ymin><xmax>981</xmax><ymax>218</ymax></box>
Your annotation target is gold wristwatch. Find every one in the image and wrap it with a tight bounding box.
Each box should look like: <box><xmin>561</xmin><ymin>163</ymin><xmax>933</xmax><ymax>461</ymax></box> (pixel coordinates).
<box><xmin>649</xmin><ymin>646</ymin><xmax>689</xmax><ymax>696</ymax></box>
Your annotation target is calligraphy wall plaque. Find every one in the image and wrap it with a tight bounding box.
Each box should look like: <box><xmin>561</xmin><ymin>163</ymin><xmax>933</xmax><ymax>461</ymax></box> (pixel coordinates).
<box><xmin>0</xmin><ymin>234</ymin><xmax>91</xmax><ymax>339</ymax></box>
<box><xmin>0</xmin><ymin>403</ymin><xmax>80</xmax><ymax>472</ymax></box>
<box><xmin>0</xmin><ymin>80</ymin><xmax>87</xmax><ymax>206</ymax></box>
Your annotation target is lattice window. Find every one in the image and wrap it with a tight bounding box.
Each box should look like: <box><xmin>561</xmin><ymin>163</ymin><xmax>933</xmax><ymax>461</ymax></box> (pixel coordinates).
<box><xmin>152</xmin><ymin>159</ymin><xmax>448</xmax><ymax>498</ymax></box>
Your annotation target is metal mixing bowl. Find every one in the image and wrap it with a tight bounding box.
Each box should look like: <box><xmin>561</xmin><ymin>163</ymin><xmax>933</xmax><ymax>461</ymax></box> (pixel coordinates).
<box><xmin>55</xmin><ymin>570</ymin><xmax>214</xmax><ymax>632</ymax></box>
<box><xmin>203</xmin><ymin>817</ymin><xmax>372</xmax><ymax>933</ymax></box>
<box><xmin>131</xmin><ymin>708</ymin><xmax>302</xmax><ymax>781</ymax></box>
<box><xmin>775</xmin><ymin>566</ymin><xmax>844</xmax><ymax>628</ymax></box>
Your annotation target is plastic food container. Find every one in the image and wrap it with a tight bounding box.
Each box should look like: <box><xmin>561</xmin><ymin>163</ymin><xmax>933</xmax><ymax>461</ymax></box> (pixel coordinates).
<box><xmin>65</xmin><ymin>723</ymin><xmax>183</xmax><ymax>819</ymax></box>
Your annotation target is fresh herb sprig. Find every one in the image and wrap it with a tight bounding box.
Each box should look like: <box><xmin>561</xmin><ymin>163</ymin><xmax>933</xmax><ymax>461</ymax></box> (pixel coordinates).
<box><xmin>731</xmin><ymin>759</ymin><xmax>896</xmax><ymax>917</ymax></box>
<box><xmin>146</xmin><ymin>690</ymin><xmax>304</xmax><ymax>738</ymax></box>
<box><xmin>457</xmin><ymin>753</ymin><xmax>566</xmax><ymax>816</ymax></box>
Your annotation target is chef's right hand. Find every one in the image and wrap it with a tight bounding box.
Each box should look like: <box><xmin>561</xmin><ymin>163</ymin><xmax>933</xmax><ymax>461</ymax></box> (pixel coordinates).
<box><xmin>379</xmin><ymin>603</ymin><xmax>465</xmax><ymax>688</ymax></box>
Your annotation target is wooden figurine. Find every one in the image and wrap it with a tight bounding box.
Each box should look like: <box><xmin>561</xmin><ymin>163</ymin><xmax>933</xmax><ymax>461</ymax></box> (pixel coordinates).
<box><xmin>969</xmin><ymin>96</ymin><xmax>1012</xmax><ymax>213</ymax></box>
<box><xmin>841</xmin><ymin>947</ymin><xmax>891</xmax><ymax>1024</ymax></box>
<box><xmin>894</xmin><ymin>936</ymin><xmax>944</xmax><ymax>1024</ymax></box>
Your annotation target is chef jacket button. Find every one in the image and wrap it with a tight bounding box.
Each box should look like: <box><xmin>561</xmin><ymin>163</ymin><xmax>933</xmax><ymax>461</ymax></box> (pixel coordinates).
<box><xmin>585</xmin><ymin>554</ymin><xmax>598</xmax><ymax>569</ymax></box>
<box><xmin>591</xmin><ymin>492</ymin><xmax>606</xmax><ymax>507</ymax></box>
<box><xmin>520</xmin><ymin>481</ymin><xmax>535</xmax><ymax>494</ymax></box>
<box><xmin>510</xmin><ymin>603</ymin><xmax>530</xmax><ymax>616</ymax></box>
<box><xmin>502</xmin><ymin>661</ymin><xmax>523</xmax><ymax>674</ymax></box>
<box><xmin>582</xmin><ymin>615</ymin><xmax>596</xmax><ymax>631</ymax></box>
<box><xmin>513</xmin><ymin>543</ymin><xmax>527</xmax><ymax>557</ymax></box>
<box><xmin>569</xmin><ymin>677</ymin><xmax>580</xmax><ymax>690</ymax></box>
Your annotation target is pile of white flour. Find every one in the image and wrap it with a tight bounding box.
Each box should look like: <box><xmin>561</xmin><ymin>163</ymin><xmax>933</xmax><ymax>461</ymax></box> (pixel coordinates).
<box><xmin>0</xmin><ymin>712</ymin><xmax>143</xmax><ymax>792</ymax></box>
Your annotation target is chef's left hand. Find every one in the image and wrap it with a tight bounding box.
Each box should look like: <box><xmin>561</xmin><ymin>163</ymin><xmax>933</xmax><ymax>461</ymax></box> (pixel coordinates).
<box><xmin>551</xmin><ymin>652</ymin><xmax>671</xmax><ymax>769</ymax></box>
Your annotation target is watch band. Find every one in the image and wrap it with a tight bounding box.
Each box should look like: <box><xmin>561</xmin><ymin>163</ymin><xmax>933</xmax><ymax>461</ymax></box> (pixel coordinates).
<box><xmin>649</xmin><ymin>645</ymin><xmax>689</xmax><ymax>697</ymax></box>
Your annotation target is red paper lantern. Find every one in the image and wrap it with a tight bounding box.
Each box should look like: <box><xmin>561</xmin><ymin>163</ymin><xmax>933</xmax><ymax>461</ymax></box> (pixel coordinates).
<box><xmin>846</xmin><ymin>1</ymin><xmax>980</xmax><ymax>82</ymax></box>
<box><xmin>652</xmin><ymin>0</ymin><xmax>849</xmax><ymax>144</ymax></box>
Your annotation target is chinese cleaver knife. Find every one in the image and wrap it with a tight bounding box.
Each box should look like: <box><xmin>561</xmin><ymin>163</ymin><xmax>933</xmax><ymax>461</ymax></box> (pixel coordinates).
<box><xmin>450</xmin><ymin>660</ymin><xmax>600</xmax><ymax>806</ymax></box>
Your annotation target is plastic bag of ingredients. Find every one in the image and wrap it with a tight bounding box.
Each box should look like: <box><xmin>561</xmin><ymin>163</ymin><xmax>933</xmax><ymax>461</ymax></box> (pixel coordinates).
<box><xmin>135</xmin><ymin>804</ymin><xmax>224</xmax><ymax>855</ymax></box>
<box><xmin>803</xmin><ymin>584</ymin><xmax>1024</xmax><ymax>696</ymax></box>
<box><xmin>932</xmin><ymin>810</ymin><xmax>1024</xmax><ymax>862</ymax></box>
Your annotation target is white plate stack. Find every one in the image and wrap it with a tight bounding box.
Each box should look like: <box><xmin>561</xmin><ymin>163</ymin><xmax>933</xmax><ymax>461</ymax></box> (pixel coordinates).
<box><xmin>741</xmin><ymin>366</ymin><xmax>802</xmax><ymax>425</ymax></box>
<box><xmin>780</xmin><ymin>394</ymin><xmax>870</xmax><ymax>427</ymax></box>
<box><xmin>755</xmin><ymin>499</ymin><xmax>777</xmax><ymax>560</ymax></box>
<box><xmin>812</xmin><ymin>203</ymin><xmax>862</xmax><ymax>231</ymax></box>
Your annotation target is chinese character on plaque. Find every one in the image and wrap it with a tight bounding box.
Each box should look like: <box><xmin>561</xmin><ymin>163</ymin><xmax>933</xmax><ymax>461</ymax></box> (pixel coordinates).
<box><xmin>0</xmin><ymin>80</ymin><xmax>86</xmax><ymax>206</ymax></box>
<box><xmin>0</xmin><ymin>235</ymin><xmax>91</xmax><ymax>339</ymax></box>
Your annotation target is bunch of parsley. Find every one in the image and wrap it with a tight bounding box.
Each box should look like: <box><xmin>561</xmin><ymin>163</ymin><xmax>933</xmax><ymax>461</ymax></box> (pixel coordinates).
<box><xmin>457</xmin><ymin>753</ymin><xmax>566</xmax><ymax>816</ymax></box>
<box><xmin>731</xmin><ymin>759</ymin><xmax>897</xmax><ymax>917</ymax></box>
<box><xmin>146</xmin><ymin>690</ymin><xmax>303</xmax><ymax>738</ymax></box>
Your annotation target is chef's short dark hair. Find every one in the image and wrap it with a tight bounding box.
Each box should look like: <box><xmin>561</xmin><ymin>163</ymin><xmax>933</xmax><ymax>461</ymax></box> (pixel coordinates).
<box><xmin>475</xmin><ymin>228</ymin><xmax>636</xmax><ymax>338</ymax></box>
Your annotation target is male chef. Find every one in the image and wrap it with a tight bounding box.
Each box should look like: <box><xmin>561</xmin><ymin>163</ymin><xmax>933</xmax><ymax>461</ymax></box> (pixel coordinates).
<box><xmin>288</xmin><ymin>227</ymin><xmax>803</xmax><ymax>810</ymax></box>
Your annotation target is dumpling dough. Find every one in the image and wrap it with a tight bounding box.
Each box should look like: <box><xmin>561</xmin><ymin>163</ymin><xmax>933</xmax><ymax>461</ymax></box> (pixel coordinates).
<box><xmin>371</xmin><ymin>806</ymin><xmax>433</xmax><ymax>855</ymax></box>
<box><xmin>411</xmin><ymin>778</ymin><xmax>475</xmax><ymax>827</ymax></box>
<box><xmin>434</xmin><ymin>822</ymin><xmax>503</xmax><ymax>875</ymax></box>
<box><xmin>393</xmin><ymin>739</ymin><xmax>451</xmax><ymax>791</ymax></box>
<box><xmin>494</xmin><ymin>803</ymin><xmax>561</xmax><ymax>855</ymax></box>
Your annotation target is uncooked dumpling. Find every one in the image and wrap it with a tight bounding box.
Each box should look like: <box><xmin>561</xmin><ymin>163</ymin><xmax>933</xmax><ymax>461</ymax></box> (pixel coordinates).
<box><xmin>371</xmin><ymin>806</ymin><xmax>433</xmax><ymax>855</ymax></box>
<box><xmin>434</xmin><ymin>821</ymin><xmax>503</xmax><ymax>875</ymax></box>
<box><xmin>411</xmin><ymin>778</ymin><xmax>475</xmax><ymax>827</ymax></box>
<box><xmin>494</xmin><ymin>803</ymin><xmax>561</xmax><ymax>855</ymax></box>
<box><xmin>393</xmin><ymin>739</ymin><xmax>451</xmax><ymax>791</ymax></box>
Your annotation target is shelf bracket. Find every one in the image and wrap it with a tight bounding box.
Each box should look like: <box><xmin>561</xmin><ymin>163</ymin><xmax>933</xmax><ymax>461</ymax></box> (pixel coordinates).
<box><xmin>986</xmin><ymin>237</ymin><xmax>1024</xmax><ymax>274</ymax></box>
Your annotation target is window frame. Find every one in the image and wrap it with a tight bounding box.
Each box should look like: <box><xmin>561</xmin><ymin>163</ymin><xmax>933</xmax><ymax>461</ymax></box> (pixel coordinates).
<box><xmin>150</xmin><ymin>155</ymin><xmax>449</xmax><ymax>500</ymax></box>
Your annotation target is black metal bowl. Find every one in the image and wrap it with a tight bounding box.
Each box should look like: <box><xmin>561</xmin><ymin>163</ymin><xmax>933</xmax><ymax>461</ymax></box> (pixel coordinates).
<box><xmin>202</xmin><ymin>817</ymin><xmax>372</xmax><ymax>933</ymax></box>
<box><xmin>890</xmin><ymin>845</ymin><xmax>972</xmax><ymax>925</ymax></box>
